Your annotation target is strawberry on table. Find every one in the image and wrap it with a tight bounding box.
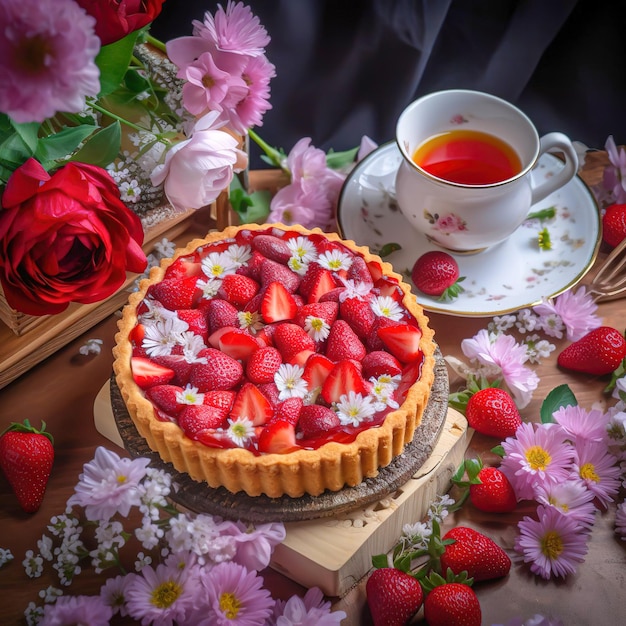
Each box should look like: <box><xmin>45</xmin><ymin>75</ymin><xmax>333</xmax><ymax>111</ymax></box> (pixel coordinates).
<box><xmin>411</xmin><ymin>250</ymin><xmax>465</xmax><ymax>300</ymax></box>
<box><xmin>557</xmin><ymin>326</ymin><xmax>626</xmax><ymax>375</ymax></box>
<box><xmin>601</xmin><ymin>203</ymin><xmax>626</xmax><ymax>248</ymax></box>
<box><xmin>365</xmin><ymin>567</ymin><xmax>423</xmax><ymax>626</ymax></box>
<box><xmin>0</xmin><ymin>419</ymin><xmax>54</xmax><ymax>513</ymax></box>
<box><xmin>423</xmin><ymin>580</ymin><xmax>481</xmax><ymax>626</ymax></box>
<box><xmin>465</xmin><ymin>387</ymin><xmax>522</xmax><ymax>439</ymax></box>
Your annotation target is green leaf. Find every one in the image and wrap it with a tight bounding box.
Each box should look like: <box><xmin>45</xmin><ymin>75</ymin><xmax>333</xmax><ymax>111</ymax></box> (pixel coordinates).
<box><xmin>527</xmin><ymin>206</ymin><xmax>556</xmax><ymax>221</ymax></box>
<box><xmin>326</xmin><ymin>146</ymin><xmax>358</xmax><ymax>169</ymax></box>
<box><xmin>124</xmin><ymin>68</ymin><xmax>151</xmax><ymax>94</ymax></box>
<box><xmin>35</xmin><ymin>125</ymin><xmax>97</xmax><ymax>167</ymax></box>
<box><xmin>540</xmin><ymin>384</ymin><xmax>577</xmax><ymax>423</ymax></box>
<box><xmin>69</xmin><ymin>122</ymin><xmax>121</xmax><ymax>167</ymax></box>
<box><xmin>379</xmin><ymin>242</ymin><xmax>402</xmax><ymax>257</ymax></box>
<box><xmin>491</xmin><ymin>444</ymin><xmax>505</xmax><ymax>457</ymax></box>
<box><xmin>229</xmin><ymin>176</ymin><xmax>271</xmax><ymax>224</ymax></box>
<box><xmin>10</xmin><ymin>120</ymin><xmax>40</xmax><ymax>154</ymax></box>
<box><xmin>371</xmin><ymin>554</ymin><xmax>389</xmax><ymax>569</ymax></box>
<box><xmin>96</xmin><ymin>31</ymin><xmax>140</xmax><ymax>97</ymax></box>
<box><xmin>0</xmin><ymin>131</ymin><xmax>35</xmax><ymax>173</ymax></box>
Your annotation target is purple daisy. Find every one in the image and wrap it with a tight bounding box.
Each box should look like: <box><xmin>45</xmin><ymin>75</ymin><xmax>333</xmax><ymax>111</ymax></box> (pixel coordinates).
<box><xmin>532</xmin><ymin>479</ymin><xmax>597</xmax><ymax>531</ymax></box>
<box><xmin>39</xmin><ymin>594</ymin><xmax>113</xmax><ymax>626</ymax></box>
<box><xmin>100</xmin><ymin>574</ymin><xmax>131</xmax><ymax>617</ymax></box>
<box><xmin>572</xmin><ymin>439</ymin><xmax>622</xmax><ymax>509</ymax></box>
<box><xmin>552</xmin><ymin>405</ymin><xmax>610</xmax><ymax>444</ymax></box>
<box><xmin>515</xmin><ymin>504</ymin><xmax>589</xmax><ymax>579</ymax></box>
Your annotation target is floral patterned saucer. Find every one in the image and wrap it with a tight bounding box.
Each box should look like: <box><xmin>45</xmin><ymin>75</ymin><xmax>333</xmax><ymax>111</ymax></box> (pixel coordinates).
<box><xmin>337</xmin><ymin>142</ymin><xmax>602</xmax><ymax>317</ymax></box>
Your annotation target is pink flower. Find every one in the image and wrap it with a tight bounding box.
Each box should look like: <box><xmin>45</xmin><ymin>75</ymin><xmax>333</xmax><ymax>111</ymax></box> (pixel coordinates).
<box><xmin>151</xmin><ymin>111</ymin><xmax>248</xmax><ymax>211</ymax></box>
<box><xmin>434</xmin><ymin>212</ymin><xmax>467</xmax><ymax>234</ymax></box>
<box><xmin>269</xmin><ymin>180</ymin><xmax>334</xmax><ymax>230</ymax></box>
<box><xmin>532</xmin><ymin>286</ymin><xmax>600</xmax><ymax>341</ymax></box>
<box><xmin>515</xmin><ymin>504</ymin><xmax>589</xmax><ymax>579</ymax></box>
<box><xmin>100</xmin><ymin>574</ymin><xmax>131</xmax><ymax>617</ymax></box>
<box><xmin>273</xmin><ymin>587</ymin><xmax>347</xmax><ymax>625</ymax></box>
<box><xmin>40</xmin><ymin>594</ymin><xmax>114</xmax><ymax>626</ymax></box>
<box><xmin>552</xmin><ymin>405</ymin><xmax>610</xmax><ymax>444</ymax></box>
<box><xmin>602</xmin><ymin>135</ymin><xmax>626</xmax><ymax>203</ymax></box>
<box><xmin>221</xmin><ymin>521</ymin><xmax>286</xmax><ymax>571</ymax></box>
<box><xmin>0</xmin><ymin>0</ymin><xmax>101</xmax><ymax>123</ymax></box>
<box><xmin>572</xmin><ymin>439</ymin><xmax>621</xmax><ymax>509</ymax></box>
<box><xmin>533</xmin><ymin>480</ymin><xmax>597</xmax><ymax>531</ymax></box>
<box><xmin>501</xmin><ymin>422</ymin><xmax>575</xmax><ymax>501</ymax></box>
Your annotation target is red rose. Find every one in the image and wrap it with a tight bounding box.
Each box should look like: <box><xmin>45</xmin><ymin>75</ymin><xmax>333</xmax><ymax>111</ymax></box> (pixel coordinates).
<box><xmin>74</xmin><ymin>0</ymin><xmax>166</xmax><ymax>45</ymax></box>
<box><xmin>0</xmin><ymin>159</ymin><xmax>147</xmax><ymax>316</ymax></box>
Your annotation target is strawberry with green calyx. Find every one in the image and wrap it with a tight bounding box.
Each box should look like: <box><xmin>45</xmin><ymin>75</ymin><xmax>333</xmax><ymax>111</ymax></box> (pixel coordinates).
<box><xmin>422</xmin><ymin>570</ymin><xmax>481</xmax><ymax>626</ymax></box>
<box><xmin>365</xmin><ymin>567</ymin><xmax>424</xmax><ymax>626</ymax></box>
<box><xmin>0</xmin><ymin>419</ymin><xmax>54</xmax><ymax>513</ymax></box>
<box><xmin>411</xmin><ymin>250</ymin><xmax>466</xmax><ymax>301</ymax></box>
<box><xmin>557</xmin><ymin>326</ymin><xmax>626</xmax><ymax>376</ymax></box>
<box><xmin>451</xmin><ymin>458</ymin><xmax>518</xmax><ymax>513</ymax></box>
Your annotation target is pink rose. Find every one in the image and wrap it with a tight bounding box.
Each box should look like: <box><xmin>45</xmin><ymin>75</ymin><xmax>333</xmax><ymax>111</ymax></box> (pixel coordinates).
<box><xmin>434</xmin><ymin>213</ymin><xmax>468</xmax><ymax>234</ymax></box>
<box><xmin>151</xmin><ymin>111</ymin><xmax>248</xmax><ymax>212</ymax></box>
<box><xmin>0</xmin><ymin>159</ymin><xmax>146</xmax><ymax>316</ymax></box>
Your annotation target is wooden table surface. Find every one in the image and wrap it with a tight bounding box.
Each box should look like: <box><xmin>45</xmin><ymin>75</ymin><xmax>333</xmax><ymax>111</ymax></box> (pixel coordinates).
<box><xmin>1</xmin><ymin>153</ymin><xmax>624</xmax><ymax>625</ymax></box>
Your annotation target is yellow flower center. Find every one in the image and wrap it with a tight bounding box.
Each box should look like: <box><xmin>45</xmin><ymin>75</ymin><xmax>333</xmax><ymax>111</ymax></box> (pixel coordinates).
<box><xmin>548</xmin><ymin>496</ymin><xmax>569</xmax><ymax>512</ymax></box>
<box><xmin>219</xmin><ymin>592</ymin><xmax>241</xmax><ymax>619</ymax></box>
<box><xmin>328</xmin><ymin>259</ymin><xmax>342</xmax><ymax>270</ymax></box>
<box><xmin>116</xmin><ymin>475</ymin><xmax>127</xmax><ymax>484</ymax></box>
<box><xmin>525</xmin><ymin>445</ymin><xmax>551</xmax><ymax>471</ymax></box>
<box><xmin>210</xmin><ymin>265</ymin><xmax>224</xmax><ymax>277</ymax></box>
<box><xmin>202</xmin><ymin>75</ymin><xmax>216</xmax><ymax>88</ymax></box>
<box><xmin>151</xmin><ymin>581</ymin><xmax>182</xmax><ymax>609</ymax></box>
<box><xmin>580</xmin><ymin>462</ymin><xmax>600</xmax><ymax>483</ymax></box>
<box><xmin>310</xmin><ymin>318</ymin><xmax>324</xmax><ymax>331</ymax></box>
<box><xmin>540</xmin><ymin>530</ymin><xmax>564</xmax><ymax>560</ymax></box>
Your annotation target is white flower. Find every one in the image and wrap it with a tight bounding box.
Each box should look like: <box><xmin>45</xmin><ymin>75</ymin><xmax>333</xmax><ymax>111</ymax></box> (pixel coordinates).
<box><xmin>225</xmin><ymin>243</ymin><xmax>252</xmax><ymax>267</ymax></box>
<box><xmin>197</xmin><ymin>277</ymin><xmax>222</xmax><ymax>299</ymax></box>
<box><xmin>119</xmin><ymin>179</ymin><xmax>141</xmax><ymax>203</ymax></box>
<box><xmin>337</xmin><ymin>276</ymin><xmax>371</xmax><ymax>302</ymax></box>
<box><xmin>135</xmin><ymin>520</ymin><xmax>164</xmax><ymax>551</ymax></box>
<box><xmin>153</xmin><ymin>238</ymin><xmax>176</xmax><ymax>259</ymax></box>
<box><xmin>318</xmin><ymin>249</ymin><xmax>353</xmax><ymax>272</ymax></box>
<box><xmin>370</xmin><ymin>295</ymin><xmax>404</xmax><ymax>321</ymax></box>
<box><xmin>22</xmin><ymin>550</ymin><xmax>43</xmax><ymax>578</ymax></box>
<box><xmin>488</xmin><ymin>314</ymin><xmax>517</xmax><ymax>333</ymax></box>
<box><xmin>286</xmin><ymin>236</ymin><xmax>318</xmax><ymax>262</ymax></box>
<box><xmin>226</xmin><ymin>416</ymin><xmax>256</xmax><ymax>447</ymax></box>
<box><xmin>200</xmin><ymin>251</ymin><xmax>237</xmax><ymax>280</ymax></box>
<box><xmin>515</xmin><ymin>308</ymin><xmax>540</xmax><ymax>334</ymax></box>
<box><xmin>369</xmin><ymin>377</ymin><xmax>400</xmax><ymax>410</ymax></box>
<box><xmin>176</xmin><ymin>385</ymin><xmax>205</xmax><ymax>405</ymax></box>
<box><xmin>142</xmin><ymin>316</ymin><xmax>189</xmax><ymax>357</ymax></box>
<box><xmin>288</xmin><ymin>255</ymin><xmax>310</xmax><ymax>275</ymax></box>
<box><xmin>274</xmin><ymin>363</ymin><xmax>308</xmax><ymax>400</ymax></box>
<box><xmin>79</xmin><ymin>338</ymin><xmax>103</xmax><ymax>356</ymax></box>
<box><xmin>524</xmin><ymin>333</ymin><xmax>556</xmax><ymax>364</ymax></box>
<box><xmin>0</xmin><ymin>547</ymin><xmax>14</xmax><ymax>567</ymax></box>
<box><xmin>134</xmin><ymin>551</ymin><xmax>152</xmax><ymax>572</ymax></box>
<box><xmin>238</xmin><ymin>310</ymin><xmax>265</xmax><ymax>333</ymax></box>
<box><xmin>180</xmin><ymin>333</ymin><xmax>208</xmax><ymax>362</ymax></box>
<box><xmin>336</xmin><ymin>391</ymin><xmax>376</xmax><ymax>426</ymax></box>
<box><xmin>304</xmin><ymin>315</ymin><xmax>331</xmax><ymax>342</ymax></box>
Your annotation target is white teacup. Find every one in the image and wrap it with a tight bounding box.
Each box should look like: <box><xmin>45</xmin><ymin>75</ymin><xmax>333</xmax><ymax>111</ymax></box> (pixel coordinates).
<box><xmin>395</xmin><ymin>89</ymin><xmax>579</xmax><ymax>252</ymax></box>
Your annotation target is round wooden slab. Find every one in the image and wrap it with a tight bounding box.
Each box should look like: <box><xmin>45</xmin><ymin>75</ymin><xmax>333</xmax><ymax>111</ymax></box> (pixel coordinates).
<box><xmin>111</xmin><ymin>347</ymin><xmax>449</xmax><ymax>524</ymax></box>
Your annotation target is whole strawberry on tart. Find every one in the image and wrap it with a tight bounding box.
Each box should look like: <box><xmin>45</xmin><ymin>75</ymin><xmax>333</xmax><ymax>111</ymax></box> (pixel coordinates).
<box><xmin>113</xmin><ymin>223</ymin><xmax>436</xmax><ymax>499</ymax></box>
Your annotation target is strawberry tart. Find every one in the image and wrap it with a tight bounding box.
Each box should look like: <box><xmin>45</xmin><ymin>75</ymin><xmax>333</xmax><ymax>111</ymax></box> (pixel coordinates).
<box><xmin>113</xmin><ymin>223</ymin><xmax>436</xmax><ymax>498</ymax></box>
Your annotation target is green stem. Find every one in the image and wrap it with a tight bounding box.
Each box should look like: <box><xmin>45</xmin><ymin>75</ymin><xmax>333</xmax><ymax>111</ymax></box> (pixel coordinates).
<box><xmin>248</xmin><ymin>128</ymin><xmax>286</xmax><ymax>170</ymax></box>
<box><xmin>146</xmin><ymin>33</ymin><xmax>167</xmax><ymax>54</ymax></box>
<box><xmin>89</xmin><ymin>101</ymin><xmax>146</xmax><ymax>134</ymax></box>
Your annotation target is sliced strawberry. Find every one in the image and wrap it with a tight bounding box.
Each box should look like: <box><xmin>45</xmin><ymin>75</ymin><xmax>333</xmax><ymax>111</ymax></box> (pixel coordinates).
<box><xmin>273</xmin><ymin>323</ymin><xmax>316</xmax><ymax>363</ymax></box>
<box><xmin>129</xmin><ymin>322</ymin><xmax>145</xmax><ymax>346</ymax></box>
<box><xmin>306</xmin><ymin>267</ymin><xmax>337</xmax><ymax>304</ymax></box>
<box><xmin>396</xmin><ymin>358</ymin><xmax>424</xmax><ymax>402</ymax></box>
<box><xmin>149</xmin><ymin>276</ymin><xmax>200</xmax><ymax>311</ymax></box>
<box><xmin>321</xmin><ymin>359</ymin><xmax>367</xmax><ymax>404</ymax></box>
<box><xmin>298</xmin><ymin>405</ymin><xmax>341</xmax><ymax>438</ymax></box>
<box><xmin>208</xmin><ymin>325</ymin><xmax>238</xmax><ymax>348</ymax></box>
<box><xmin>189</xmin><ymin>349</ymin><xmax>243</xmax><ymax>391</ymax></box>
<box><xmin>164</xmin><ymin>256</ymin><xmax>202</xmax><ymax>280</ymax></box>
<box><xmin>257</xmin><ymin>382</ymin><xmax>281</xmax><ymax>407</ymax></box>
<box><xmin>203</xmin><ymin>390</ymin><xmax>236</xmax><ymax>415</ymax></box>
<box><xmin>178</xmin><ymin>405</ymin><xmax>227</xmax><ymax>438</ymax></box>
<box><xmin>246</xmin><ymin>346</ymin><xmax>283</xmax><ymax>384</ymax></box>
<box><xmin>340</xmin><ymin>297</ymin><xmax>376</xmax><ymax>338</ymax></box>
<box><xmin>131</xmin><ymin>357</ymin><xmax>175</xmax><ymax>389</ymax></box>
<box><xmin>366</xmin><ymin>316</ymin><xmax>401</xmax><ymax>352</ymax></box>
<box><xmin>204</xmin><ymin>298</ymin><xmax>239</xmax><ymax>333</ymax></box>
<box><xmin>375</xmin><ymin>275</ymin><xmax>404</xmax><ymax>299</ymax></box>
<box><xmin>367</xmin><ymin>260</ymin><xmax>384</xmax><ymax>282</ymax></box>
<box><xmin>290</xmin><ymin>348</ymin><xmax>315</xmax><ymax>367</ymax></box>
<box><xmin>261</xmin><ymin>282</ymin><xmax>298</xmax><ymax>323</ymax></box>
<box><xmin>218</xmin><ymin>273</ymin><xmax>260</xmax><ymax>308</ymax></box>
<box><xmin>318</xmin><ymin>287</ymin><xmax>344</xmax><ymax>303</ymax></box>
<box><xmin>302</xmin><ymin>353</ymin><xmax>335</xmax><ymax>390</ymax></box>
<box><xmin>152</xmin><ymin>354</ymin><xmax>194</xmax><ymax>386</ymax></box>
<box><xmin>230</xmin><ymin>382</ymin><xmax>274</xmax><ymax>426</ymax></box>
<box><xmin>325</xmin><ymin>320</ymin><xmax>367</xmax><ymax>361</ymax></box>
<box><xmin>272</xmin><ymin>397</ymin><xmax>304</xmax><ymax>425</ymax></box>
<box><xmin>252</xmin><ymin>233</ymin><xmax>292</xmax><ymax>264</ymax></box>
<box><xmin>257</xmin><ymin>420</ymin><xmax>300</xmax><ymax>454</ymax></box>
<box><xmin>377</xmin><ymin>323</ymin><xmax>423</xmax><ymax>363</ymax></box>
<box><xmin>294</xmin><ymin>301</ymin><xmax>339</xmax><ymax>328</ymax></box>
<box><xmin>145</xmin><ymin>384</ymin><xmax>185</xmax><ymax>415</ymax></box>
<box><xmin>218</xmin><ymin>329</ymin><xmax>261</xmax><ymax>362</ymax></box>
<box><xmin>362</xmin><ymin>350</ymin><xmax>403</xmax><ymax>379</ymax></box>
<box><xmin>195</xmin><ymin>428</ymin><xmax>238</xmax><ymax>449</ymax></box>
<box><xmin>260</xmin><ymin>258</ymin><xmax>301</xmax><ymax>292</ymax></box>
<box><xmin>176</xmin><ymin>309</ymin><xmax>208</xmax><ymax>340</ymax></box>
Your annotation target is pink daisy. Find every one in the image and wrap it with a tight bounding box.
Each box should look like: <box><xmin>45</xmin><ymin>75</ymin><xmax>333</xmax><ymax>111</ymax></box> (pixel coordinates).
<box><xmin>0</xmin><ymin>0</ymin><xmax>101</xmax><ymax>123</ymax></box>
<box><xmin>532</xmin><ymin>479</ymin><xmax>597</xmax><ymax>531</ymax></box>
<box><xmin>572</xmin><ymin>439</ymin><xmax>622</xmax><ymax>509</ymax></box>
<box><xmin>40</xmin><ymin>595</ymin><xmax>113</xmax><ymax>626</ymax></box>
<box><xmin>515</xmin><ymin>504</ymin><xmax>589</xmax><ymax>579</ymax></box>
<box><xmin>552</xmin><ymin>405</ymin><xmax>610</xmax><ymax>444</ymax></box>
<box><xmin>272</xmin><ymin>587</ymin><xmax>347</xmax><ymax>625</ymax></box>
<box><xmin>196</xmin><ymin>561</ymin><xmax>274</xmax><ymax>625</ymax></box>
<box><xmin>501</xmin><ymin>423</ymin><xmax>575</xmax><ymax>501</ymax></box>
<box><xmin>220</xmin><ymin>521</ymin><xmax>286</xmax><ymax>571</ymax></box>
<box><xmin>100</xmin><ymin>574</ymin><xmax>131</xmax><ymax>617</ymax></box>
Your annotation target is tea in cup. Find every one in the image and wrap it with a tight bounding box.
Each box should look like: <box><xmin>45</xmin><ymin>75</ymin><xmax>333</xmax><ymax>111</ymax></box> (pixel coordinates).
<box><xmin>395</xmin><ymin>89</ymin><xmax>579</xmax><ymax>252</ymax></box>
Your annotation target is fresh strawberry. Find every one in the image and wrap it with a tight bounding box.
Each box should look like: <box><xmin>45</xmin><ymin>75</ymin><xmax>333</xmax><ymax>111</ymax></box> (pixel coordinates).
<box><xmin>202</xmin><ymin>390</ymin><xmax>236</xmax><ymax>415</ymax></box>
<box><xmin>189</xmin><ymin>349</ymin><xmax>243</xmax><ymax>391</ymax></box>
<box><xmin>302</xmin><ymin>353</ymin><xmax>335</xmax><ymax>391</ymax></box>
<box><xmin>208</xmin><ymin>325</ymin><xmax>237</xmax><ymax>348</ymax></box>
<box><xmin>602</xmin><ymin>203</ymin><xmax>626</xmax><ymax>248</ymax></box>
<box><xmin>325</xmin><ymin>320</ymin><xmax>367</xmax><ymax>361</ymax></box>
<box><xmin>321</xmin><ymin>359</ymin><xmax>367</xmax><ymax>404</ymax></box>
<box><xmin>366</xmin><ymin>316</ymin><xmax>400</xmax><ymax>352</ymax></box>
<box><xmin>131</xmin><ymin>356</ymin><xmax>175</xmax><ymax>389</ymax></box>
<box><xmin>230</xmin><ymin>382</ymin><xmax>274</xmax><ymax>426</ymax></box>
<box><xmin>236</xmin><ymin>250</ymin><xmax>266</xmax><ymax>281</ymax></box>
<box><xmin>204</xmin><ymin>298</ymin><xmax>239</xmax><ymax>333</ymax></box>
<box><xmin>411</xmin><ymin>250</ymin><xmax>465</xmax><ymax>300</ymax></box>
<box><xmin>151</xmin><ymin>355</ymin><xmax>193</xmax><ymax>386</ymax></box>
<box><xmin>294</xmin><ymin>301</ymin><xmax>339</xmax><ymax>328</ymax></box>
<box><xmin>251</xmin><ymin>233</ymin><xmax>292</xmax><ymax>264</ymax></box>
<box><xmin>306</xmin><ymin>267</ymin><xmax>337</xmax><ymax>303</ymax></box>
<box><xmin>423</xmin><ymin>581</ymin><xmax>481</xmax><ymax>626</ymax></box>
<box><xmin>365</xmin><ymin>568</ymin><xmax>423</xmax><ymax>626</ymax></box>
<box><xmin>396</xmin><ymin>359</ymin><xmax>423</xmax><ymax>402</ymax></box>
<box><xmin>178</xmin><ymin>405</ymin><xmax>226</xmax><ymax>437</ymax></box>
<box><xmin>273</xmin><ymin>323</ymin><xmax>316</xmax><ymax>363</ymax></box>
<box><xmin>247</xmin><ymin>346</ymin><xmax>283</xmax><ymax>384</ymax></box>
<box><xmin>465</xmin><ymin>387</ymin><xmax>522</xmax><ymax>438</ymax></box>
<box><xmin>340</xmin><ymin>297</ymin><xmax>376</xmax><ymax>338</ymax></box>
<box><xmin>272</xmin><ymin>397</ymin><xmax>304</xmax><ymax>425</ymax></box>
<box><xmin>298</xmin><ymin>405</ymin><xmax>341</xmax><ymax>438</ymax></box>
<box><xmin>346</xmin><ymin>255</ymin><xmax>374</xmax><ymax>288</ymax></box>
<box><xmin>257</xmin><ymin>420</ymin><xmax>300</xmax><ymax>454</ymax></box>
<box><xmin>257</xmin><ymin>382</ymin><xmax>281</xmax><ymax>407</ymax></box>
<box><xmin>176</xmin><ymin>309</ymin><xmax>208</xmax><ymax>340</ymax></box>
<box><xmin>145</xmin><ymin>384</ymin><xmax>185</xmax><ymax>415</ymax></box>
<box><xmin>129</xmin><ymin>322</ymin><xmax>146</xmax><ymax>346</ymax></box>
<box><xmin>260</xmin><ymin>258</ymin><xmax>301</xmax><ymax>292</ymax></box>
<box><xmin>557</xmin><ymin>326</ymin><xmax>626</xmax><ymax>375</ymax></box>
<box><xmin>164</xmin><ymin>256</ymin><xmax>202</xmax><ymax>280</ymax></box>
<box><xmin>218</xmin><ymin>328</ymin><xmax>261</xmax><ymax>362</ymax></box>
<box><xmin>377</xmin><ymin>323</ymin><xmax>423</xmax><ymax>363</ymax></box>
<box><xmin>261</xmin><ymin>281</ymin><xmax>298</xmax><ymax>323</ymax></box>
<box><xmin>470</xmin><ymin>466</ymin><xmax>517</xmax><ymax>513</ymax></box>
<box><xmin>362</xmin><ymin>350</ymin><xmax>403</xmax><ymax>379</ymax></box>
<box><xmin>149</xmin><ymin>276</ymin><xmax>199</xmax><ymax>310</ymax></box>
<box><xmin>440</xmin><ymin>526</ymin><xmax>511</xmax><ymax>582</ymax></box>
<box><xmin>217</xmin><ymin>273</ymin><xmax>260</xmax><ymax>308</ymax></box>
<box><xmin>0</xmin><ymin>419</ymin><xmax>54</xmax><ymax>513</ymax></box>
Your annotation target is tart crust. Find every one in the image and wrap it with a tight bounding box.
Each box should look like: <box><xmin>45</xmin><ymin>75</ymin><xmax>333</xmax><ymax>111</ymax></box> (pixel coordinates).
<box><xmin>113</xmin><ymin>223</ymin><xmax>436</xmax><ymax>498</ymax></box>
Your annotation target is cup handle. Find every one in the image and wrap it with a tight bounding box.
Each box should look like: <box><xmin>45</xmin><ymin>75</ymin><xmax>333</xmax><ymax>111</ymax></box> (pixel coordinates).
<box><xmin>530</xmin><ymin>132</ymin><xmax>579</xmax><ymax>205</ymax></box>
